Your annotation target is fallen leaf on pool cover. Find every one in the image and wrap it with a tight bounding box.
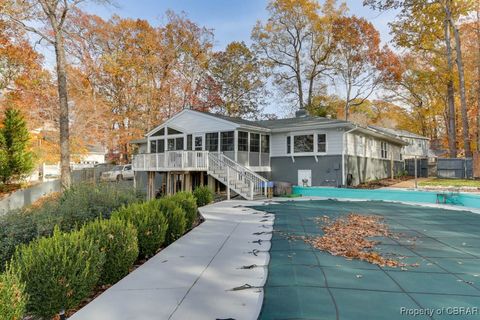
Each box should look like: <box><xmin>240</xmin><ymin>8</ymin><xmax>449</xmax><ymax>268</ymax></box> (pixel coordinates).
<box><xmin>305</xmin><ymin>213</ymin><xmax>415</xmax><ymax>268</ymax></box>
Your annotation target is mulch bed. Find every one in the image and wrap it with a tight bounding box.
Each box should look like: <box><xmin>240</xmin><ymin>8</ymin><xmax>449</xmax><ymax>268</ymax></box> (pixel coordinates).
<box><xmin>352</xmin><ymin>176</ymin><xmax>413</xmax><ymax>189</ymax></box>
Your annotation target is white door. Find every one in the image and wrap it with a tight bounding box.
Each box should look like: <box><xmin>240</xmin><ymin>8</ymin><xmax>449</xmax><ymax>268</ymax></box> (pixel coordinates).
<box><xmin>298</xmin><ymin>170</ymin><xmax>312</xmax><ymax>187</ymax></box>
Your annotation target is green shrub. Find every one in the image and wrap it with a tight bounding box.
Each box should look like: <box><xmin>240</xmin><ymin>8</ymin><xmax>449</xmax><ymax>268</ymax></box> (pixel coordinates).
<box><xmin>82</xmin><ymin>218</ymin><xmax>139</xmax><ymax>285</ymax></box>
<box><xmin>170</xmin><ymin>192</ymin><xmax>198</xmax><ymax>229</ymax></box>
<box><xmin>0</xmin><ymin>183</ymin><xmax>141</xmax><ymax>271</ymax></box>
<box><xmin>0</xmin><ymin>269</ymin><xmax>26</xmax><ymax>320</ymax></box>
<box><xmin>112</xmin><ymin>201</ymin><xmax>168</xmax><ymax>259</ymax></box>
<box><xmin>157</xmin><ymin>198</ymin><xmax>186</xmax><ymax>245</ymax></box>
<box><xmin>193</xmin><ymin>186</ymin><xmax>213</xmax><ymax>207</ymax></box>
<box><xmin>9</xmin><ymin>227</ymin><xmax>105</xmax><ymax>319</ymax></box>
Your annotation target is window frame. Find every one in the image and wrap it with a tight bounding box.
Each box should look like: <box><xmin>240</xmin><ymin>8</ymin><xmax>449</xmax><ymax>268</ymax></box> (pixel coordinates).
<box><xmin>238</xmin><ymin>131</ymin><xmax>248</xmax><ymax>152</ymax></box>
<box><xmin>317</xmin><ymin>133</ymin><xmax>327</xmax><ymax>153</ymax></box>
<box><xmin>249</xmin><ymin>133</ymin><xmax>260</xmax><ymax>153</ymax></box>
<box><xmin>380</xmin><ymin>141</ymin><xmax>388</xmax><ymax>159</ymax></box>
<box><xmin>293</xmin><ymin>134</ymin><xmax>314</xmax><ymax>154</ymax></box>
<box><xmin>220</xmin><ymin>131</ymin><xmax>234</xmax><ymax>152</ymax></box>
<box><xmin>205</xmin><ymin>132</ymin><xmax>219</xmax><ymax>152</ymax></box>
<box><xmin>261</xmin><ymin>135</ymin><xmax>270</xmax><ymax>153</ymax></box>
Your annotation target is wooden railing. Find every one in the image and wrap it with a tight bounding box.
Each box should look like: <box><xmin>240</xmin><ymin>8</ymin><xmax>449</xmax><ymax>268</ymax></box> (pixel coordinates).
<box><xmin>133</xmin><ymin>151</ymin><xmax>209</xmax><ymax>171</ymax></box>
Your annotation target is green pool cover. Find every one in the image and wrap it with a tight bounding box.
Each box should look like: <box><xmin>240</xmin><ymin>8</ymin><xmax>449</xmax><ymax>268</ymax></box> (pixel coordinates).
<box><xmin>251</xmin><ymin>200</ymin><xmax>480</xmax><ymax>320</ymax></box>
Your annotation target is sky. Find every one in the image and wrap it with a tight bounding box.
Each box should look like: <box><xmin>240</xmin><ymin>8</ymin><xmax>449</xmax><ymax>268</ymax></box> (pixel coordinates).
<box><xmin>86</xmin><ymin>0</ymin><xmax>399</xmax><ymax>50</ymax></box>
<box><xmin>71</xmin><ymin>0</ymin><xmax>400</xmax><ymax>117</ymax></box>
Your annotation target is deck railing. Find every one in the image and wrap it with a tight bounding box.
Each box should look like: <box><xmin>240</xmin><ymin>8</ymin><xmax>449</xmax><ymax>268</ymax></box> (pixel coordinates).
<box><xmin>133</xmin><ymin>151</ymin><xmax>209</xmax><ymax>171</ymax></box>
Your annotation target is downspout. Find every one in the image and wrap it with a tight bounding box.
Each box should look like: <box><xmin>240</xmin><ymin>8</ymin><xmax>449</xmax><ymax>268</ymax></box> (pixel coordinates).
<box><xmin>342</xmin><ymin>126</ymin><xmax>358</xmax><ymax>187</ymax></box>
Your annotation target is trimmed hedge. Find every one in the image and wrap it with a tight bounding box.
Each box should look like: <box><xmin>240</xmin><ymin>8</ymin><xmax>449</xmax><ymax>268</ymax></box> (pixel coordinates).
<box><xmin>9</xmin><ymin>227</ymin><xmax>105</xmax><ymax>319</ymax></box>
<box><xmin>169</xmin><ymin>191</ymin><xmax>198</xmax><ymax>229</ymax></box>
<box><xmin>193</xmin><ymin>186</ymin><xmax>213</xmax><ymax>207</ymax></box>
<box><xmin>82</xmin><ymin>219</ymin><xmax>139</xmax><ymax>285</ymax></box>
<box><xmin>112</xmin><ymin>201</ymin><xmax>168</xmax><ymax>259</ymax></box>
<box><xmin>157</xmin><ymin>198</ymin><xmax>186</xmax><ymax>245</ymax></box>
<box><xmin>0</xmin><ymin>183</ymin><xmax>142</xmax><ymax>271</ymax></box>
<box><xmin>0</xmin><ymin>269</ymin><xmax>26</xmax><ymax>320</ymax></box>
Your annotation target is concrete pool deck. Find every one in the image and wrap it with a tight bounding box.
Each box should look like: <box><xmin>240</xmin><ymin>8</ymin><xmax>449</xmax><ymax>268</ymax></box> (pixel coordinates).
<box><xmin>70</xmin><ymin>200</ymin><xmax>274</xmax><ymax>320</ymax></box>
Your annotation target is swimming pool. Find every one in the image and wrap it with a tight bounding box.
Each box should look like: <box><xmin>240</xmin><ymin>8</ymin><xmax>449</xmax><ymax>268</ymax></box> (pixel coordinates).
<box><xmin>293</xmin><ymin>186</ymin><xmax>480</xmax><ymax>209</ymax></box>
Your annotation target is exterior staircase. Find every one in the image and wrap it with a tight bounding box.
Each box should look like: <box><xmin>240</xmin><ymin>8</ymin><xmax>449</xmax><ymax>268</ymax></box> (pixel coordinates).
<box><xmin>207</xmin><ymin>152</ymin><xmax>268</xmax><ymax>200</ymax></box>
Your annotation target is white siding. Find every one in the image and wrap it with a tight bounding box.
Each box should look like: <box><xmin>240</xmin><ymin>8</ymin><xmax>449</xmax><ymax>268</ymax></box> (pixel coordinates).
<box><xmin>270</xmin><ymin>128</ymin><xmax>344</xmax><ymax>157</ymax></box>
<box><xmin>402</xmin><ymin>137</ymin><xmax>429</xmax><ymax>158</ymax></box>
<box><xmin>166</xmin><ymin>111</ymin><xmax>237</xmax><ymax>134</ymax></box>
<box><xmin>346</xmin><ymin>132</ymin><xmax>402</xmax><ymax>161</ymax></box>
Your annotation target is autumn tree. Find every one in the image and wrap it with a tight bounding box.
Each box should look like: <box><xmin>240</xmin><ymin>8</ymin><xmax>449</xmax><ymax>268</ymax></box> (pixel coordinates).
<box><xmin>252</xmin><ymin>0</ymin><xmax>345</xmax><ymax>111</ymax></box>
<box><xmin>330</xmin><ymin>15</ymin><xmax>400</xmax><ymax>120</ymax></box>
<box><xmin>1</xmin><ymin>0</ymin><xmax>111</xmax><ymax>190</ymax></box>
<box><xmin>209</xmin><ymin>41</ymin><xmax>267</xmax><ymax>118</ymax></box>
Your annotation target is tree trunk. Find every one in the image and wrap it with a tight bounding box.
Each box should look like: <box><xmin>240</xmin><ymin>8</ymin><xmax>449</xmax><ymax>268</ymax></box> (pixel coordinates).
<box><xmin>55</xmin><ymin>31</ymin><xmax>71</xmax><ymax>190</ymax></box>
<box><xmin>444</xmin><ymin>17</ymin><xmax>457</xmax><ymax>158</ymax></box>
<box><xmin>447</xmin><ymin>5</ymin><xmax>471</xmax><ymax>157</ymax></box>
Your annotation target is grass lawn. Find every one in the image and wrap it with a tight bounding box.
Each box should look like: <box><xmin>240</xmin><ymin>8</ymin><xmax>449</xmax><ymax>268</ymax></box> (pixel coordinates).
<box><xmin>419</xmin><ymin>178</ymin><xmax>480</xmax><ymax>187</ymax></box>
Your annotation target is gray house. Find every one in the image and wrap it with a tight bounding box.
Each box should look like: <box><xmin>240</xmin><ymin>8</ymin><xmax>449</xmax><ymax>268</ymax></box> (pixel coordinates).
<box><xmin>370</xmin><ymin>126</ymin><xmax>430</xmax><ymax>159</ymax></box>
<box><xmin>132</xmin><ymin>109</ymin><xmax>408</xmax><ymax>199</ymax></box>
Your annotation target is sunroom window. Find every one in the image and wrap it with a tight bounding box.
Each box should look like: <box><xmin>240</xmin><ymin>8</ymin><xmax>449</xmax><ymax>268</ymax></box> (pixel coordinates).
<box><xmin>286</xmin><ymin>136</ymin><xmax>291</xmax><ymax>154</ymax></box>
<box><xmin>261</xmin><ymin>135</ymin><xmax>270</xmax><ymax>153</ymax></box>
<box><xmin>152</xmin><ymin>128</ymin><xmax>164</xmax><ymax>136</ymax></box>
<box><xmin>238</xmin><ymin>131</ymin><xmax>248</xmax><ymax>151</ymax></box>
<box><xmin>220</xmin><ymin>131</ymin><xmax>234</xmax><ymax>151</ymax></box>
<box><xmin>294</xmin><ymin>135</ymin><xmax>314</xmax><ymax>153</ymax></box>
<box><xmin>250</xmin><ymin>133</ymin><xmax>260</xmax><ymax>152</ymax></box>
<box><xmin>206</xmin><ymin>132</ymin><xmax>219</xmax><ymax>152</ymax></box>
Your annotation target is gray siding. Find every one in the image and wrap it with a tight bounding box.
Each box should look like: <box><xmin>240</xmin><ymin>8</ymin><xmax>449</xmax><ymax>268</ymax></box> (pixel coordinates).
<box><xmin>346</xmin><ymin>155</ymin><xmax>403</xmax><ymax>185</ymax></box>
<box><xmin>270</xmin><ymin>156</ymin><xmax>343</xmax><ymax>187</ymax></box>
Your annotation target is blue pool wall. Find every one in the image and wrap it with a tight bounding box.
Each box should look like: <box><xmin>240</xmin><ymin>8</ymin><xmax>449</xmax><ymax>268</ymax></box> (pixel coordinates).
<box><xmin>292</xmin><ymin>186</ymin><xmax>480</xmax><ymax>209</ymax></box>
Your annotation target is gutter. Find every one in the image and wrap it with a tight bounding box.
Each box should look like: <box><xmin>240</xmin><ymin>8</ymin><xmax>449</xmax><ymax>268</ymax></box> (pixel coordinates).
<box><xmin>342</xmin><ymin>126</ymin><xmax>358</xmax><ymax>186</ymax></box>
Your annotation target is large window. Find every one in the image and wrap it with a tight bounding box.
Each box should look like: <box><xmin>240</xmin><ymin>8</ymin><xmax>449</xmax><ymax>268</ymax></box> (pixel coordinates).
<box><xmin>317</xmin><ymin>134</ymin><xmax>326</xmax><ymax>153</ymax></box>
<box><xmin>206</xmin><ymin>132</ymin><xmax>219</xmax><ymax>152</ymax></box>
<box><xmin>261</xmin><ymin>135</ymin><xmax>270</xmax><ymax>153</ymax></box>
<box><xmin>221</xmin><ymin>131</ymin><xmax>234</xmax><ymax>151</ymax></box>
<box><xmin>150</xmin><ymin>140</ymin><xmax>157</xmax><ymax>153</ymax></box>
<box><xmin>167</xmin><ymin>127</ymin><xmax>182</xmax><ymax>135</ymax></box>
<box><xmin>294</xmin><ymin>135</ymin><xmax>314</xmax><ymax>153</ymax></box>
<box><xmin>168</xmin><ymin>137</ymin><xmax>183</xmax><ymax>151</ymax></box>
<box><xmin>238</xmin><ymin>131</ymin><xmax>248</xmax><ymax>152</ymax></box>
<box><xmin>381</xmin><ymin>142</ymin><xmax>388</xmax><ymax>159</ymax></box>
<box><xmin>250</xmin><ymin>133</ymin><xmax>260</xmax><ymax>152</ymax></box>
<box><xmin>286</xmin><ymin>136</ymin><xmax>291</xmax><ymax>154</ymax></box>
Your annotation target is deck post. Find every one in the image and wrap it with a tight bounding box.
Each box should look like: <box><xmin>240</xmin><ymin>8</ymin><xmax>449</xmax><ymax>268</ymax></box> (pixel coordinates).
<box><xmin>147</xmin><ymin>171</ymin><xmax>155</xmax><ymax>200</ymax></box>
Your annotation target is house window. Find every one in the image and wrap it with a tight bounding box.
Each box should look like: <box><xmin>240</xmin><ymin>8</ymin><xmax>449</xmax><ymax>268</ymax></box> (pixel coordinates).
<box><xmin>287</xmin><ymin>136</ymin><xmax>291</xmax><ymax>154</ymax></box>
<box><xmin>194</xmin><ymin>136</ymin><xmax>203</xmax><ymax>151</ymax></box>
<box><xmin>221</xmin><ymin>131</ymin><xmax>234</xmax><ymax>151</ymax></box>
<box><xmin>317</xmin><ymin>134</ymin><xmax>326</xmax><ymax>153</ymax></box>
<box><xmin>206</xmin><ymin>132</ymin><xmax>219</xmax><ymax>152</ymax></box>
<box><xmin>187</xmin><ymin>135</ymin><xmax>192</xmax><ymax>150</ymax></box>
<box><xmin>167</xmin><ymin>127</ymin><xmax>182</xmax><ymax>135</ymax></box>
<box><xmin>381</xmin><ymin>142</ymin><xmax>388</xmax><ymax>159</ymax></box>
<box><xmin>250</xmin><ymin>133</ymin><xmax>260</xmax><ymax>152</ymax></box>
<box><xmin>261</xmin><ymin>135</ymin><xmax>270</xmax><ymax>153</ymax></box>
<box><xmin>158</xmin><ymin>140</ymin><xmax>164</xmax><ymax>153</ymax></box>
<box><xmin>152</xmin><ymin>128</ymin><xmax>164</xmax><ymax>136</ymax></box>
<box><xmin>238</xmin><ymin>131</ymin><xmax>248</xmax><ymax>152</ymax></box>
<box><xmin>150</xmin><ymin>140</ymin><xmax>157</xmax><ymax>153</ymax></box>
<box><xmin>294</xmin><ymin>135</ymin><xmax>314</xmax><ymax>153</ymax></box>
<box><xmin>168</xmin><ymin>138</ymin><xmax>184</xmax><ymax>151</ymax></box>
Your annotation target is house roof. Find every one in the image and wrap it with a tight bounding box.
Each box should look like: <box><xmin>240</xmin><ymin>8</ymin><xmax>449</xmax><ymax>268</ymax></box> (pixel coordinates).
<box><xmin>200</xmin><ymin>111</ymin><xmax>269</xmax><ymax>128</ymax></box>
<box><xmin>369</xmin><ymin>126</ymin><xmax>429</xmax><ymax>140</ymax></box>
<box><xmin>254</xmin><ymin>116</ymin><xmax>350</xmax><ymax>130</ymax></box>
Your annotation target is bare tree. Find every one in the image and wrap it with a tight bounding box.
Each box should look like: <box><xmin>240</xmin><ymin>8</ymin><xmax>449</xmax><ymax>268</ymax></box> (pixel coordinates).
<box><xmin>1</xmin><ymin>0</ymin><xmax>110</xmax><ymax>190</ymax></box>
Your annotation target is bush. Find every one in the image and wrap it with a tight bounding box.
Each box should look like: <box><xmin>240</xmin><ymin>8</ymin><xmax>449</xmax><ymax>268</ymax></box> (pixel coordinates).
<box><xmin>0</xmin><ymin>183</ymin><xmax>141</xmax><ymax>271</ymax></box>
<box><xmin>157</xmin><ymin>198</ymin><xmax>186</xmax><ymax>245</ymax></box>
<box><xmin>82</xmin><ymin>219</ymin><xmax>139</xmax><ymax>285</ymax></box>
<box><xmin>112</xmin><ymin>201</ymin><xmax>168</xmax><ymax>259</ymax></box>
<box><xmin>0</xmin><ymin>269</ymin><xmax>26</xmax><ymax>320</ymax></box>
<box><xmin>193</xmin><ymin>186</ymin><xmax>213</xmax><ymax>207</ymax></box>
<box><xmin>170</xmin><ymin>192</ymin><xmax>198</xmax><ymax>229</ymax></box>
<box><xmin>9</xmin><ymin>227</ymin><xmax>105</xmax><ymax>319</ymax></box>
